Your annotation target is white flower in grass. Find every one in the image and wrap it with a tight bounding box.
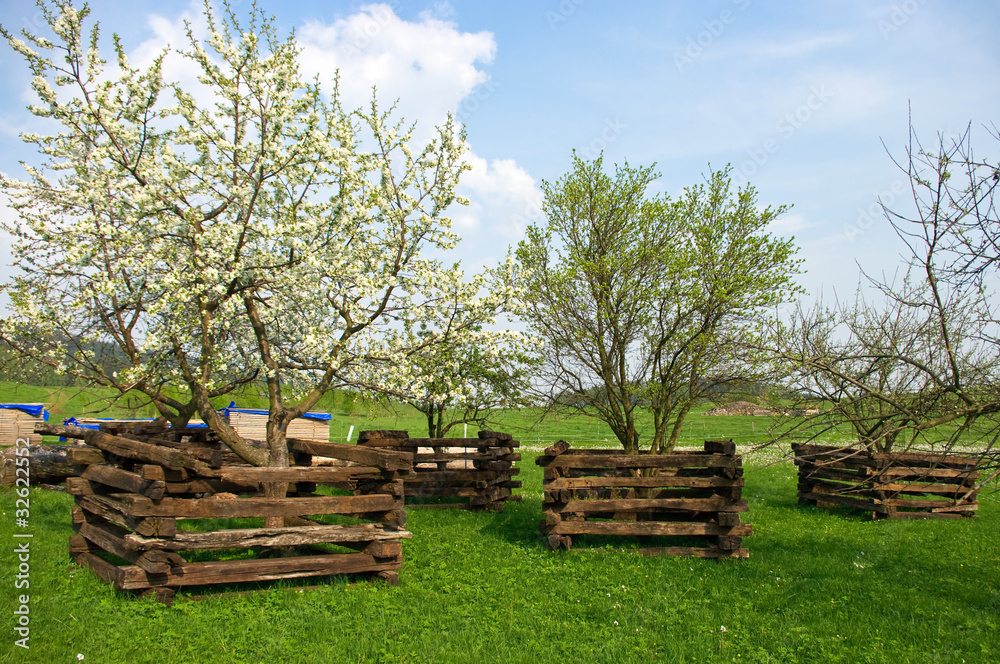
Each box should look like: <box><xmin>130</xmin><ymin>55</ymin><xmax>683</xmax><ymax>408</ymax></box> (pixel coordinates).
<box><xmin>720</xmin><ymin>626</ymin><xmax>727</xmax><ymax>633</ymax></box>
<box><xmin>77</xmin><ymin>655</ymin><xmax>85</xmax><ymax>661</ymax></box>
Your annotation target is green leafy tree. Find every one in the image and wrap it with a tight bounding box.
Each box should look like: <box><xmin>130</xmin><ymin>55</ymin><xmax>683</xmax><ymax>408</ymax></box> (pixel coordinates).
<box><xmin>514</xmin><ymin>154</ymin><xmax>802</xmax><ymax>454</ymax></box>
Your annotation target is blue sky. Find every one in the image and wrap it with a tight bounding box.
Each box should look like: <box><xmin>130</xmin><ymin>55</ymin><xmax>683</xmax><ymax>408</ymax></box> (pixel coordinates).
<box><xmin>1</xmin><ymin>0</ymin><xmax>998</xmax><ymax>305</ymax></box>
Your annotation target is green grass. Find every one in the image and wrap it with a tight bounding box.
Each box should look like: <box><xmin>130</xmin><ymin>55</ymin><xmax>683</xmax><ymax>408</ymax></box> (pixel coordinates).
<box><xmin>2</xmin><ymin>384</ymin><xmax>998</xmax><ymax>661</ymax></box>
<box><xmin>0</xmin><ymin>380</ymin><xmax>776</xmax><ymax>448</ymax></box>
<box><xmin>2</xmin><ymin>449</ymin><xmax>999</xmax><ymax>663</ymax></box>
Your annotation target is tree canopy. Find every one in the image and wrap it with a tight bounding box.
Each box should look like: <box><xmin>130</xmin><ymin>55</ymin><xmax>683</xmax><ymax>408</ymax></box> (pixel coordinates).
<box><xmin>0</xmin><ymin>0</ymin><xmax>517</xmax><ymax>469</ymax></box>
<box><xmin>514</xmin><ymin>154</ymin><xmax>802</xmax><ymax>454</ymax></box>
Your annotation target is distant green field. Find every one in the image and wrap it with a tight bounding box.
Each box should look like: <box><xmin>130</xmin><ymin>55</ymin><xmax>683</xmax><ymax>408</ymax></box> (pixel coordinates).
<box><xmin>0</xmin><ymin>380</ymin><xmax>777</xmax><ymax>450</ymax></box>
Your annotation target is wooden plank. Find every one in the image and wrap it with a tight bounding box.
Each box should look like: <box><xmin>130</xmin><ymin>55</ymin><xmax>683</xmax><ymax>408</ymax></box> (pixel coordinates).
<box><xmin>543</xmin><ymin>440</ymin><xmax>571</xmax><ymax>457</ymax></box>
<box><xmin>77</xmin><ymin>520</ymin><xmax>183</xmax><ymax>574</ymax></box>
<box><xmin>717</xmin><ymin>512</ymin><xmax>742</xmax><ymax>527</ymax></box>
<box><xmin>82</xmin><ymin>464</ymin><xmax>166</xmax><ymax>500</ymax></box>
<box><xmin>122</xmin><ymin>493</ymin><xmax>399</xmax><ymax>519</ymax></box>
<box><xmin>878</xmin><ymin>467</ymin><xmax>977</xmax><ymax>480</ymax></box>
<box><xmin>36</xmin><ymin>424</ymin><xmax>212</xmax><ymax>473</ymax></box>
<box><xmin>397</xmin><ymin>468</ymin><xmax>520</xmax><ymax>483</ymax></box>
<box><xmin>794</xmin><ymin>457</ymin><xmax>876</xmax><ymax>471</ymax></box>
<box><xmin>73</xmin><ymin>552</ymin><xmax>127</xmax><ymax>589</ymax></box>
<box><xmin>556</xmin><ymin>497</ymin><xmax>748</xmax><ymax>514</ymax></box>
<box><xmin>115</xmin><ymin>552</ymin><xmax>404</xmax><ymax>590</ymax></box>
<box><xmin>800</xmin><ymin>466</ymin><xmax>872</xmax><ymax>483</ymax></box>
<box><xmin>798</xmin><ymin>477</ymin><xmax>875</xmax><ymax>496</ymax></box>
<box><xmin>883</xmin><ymin>498</ymin><xmax>976</xmax><ymax>509</ymax></box>
<box><xmin>66</xmin><ymin>477</ymin><xmax>96</xmax><ymax>496</ymax></box>
<box><xmin>123</xmin><ymin>523</ymin><xmax>412</xmax><ymax>552</ymax></box>
<box><xmin>551</xmin><ymin>521</ymin><xmax>752</xmax><ymax>537</ymax></box>
<box><xmin>288</xmin><ymin>440</ymin><xmax>412</xmax><ymax>471</ymax></box>
<box><xmin>208</xmin><ymin>465</ymin><xmax>387</xmax><ymax>483</ymax></box>
<box><xmin>870</xmin><ymin>482</ymin><xmax>969</xmax><ymax>494</ymax></box>
<box><xmin>412</xmin><ymin>451</ymin><xmax>519</xmax><ymax>463</ymax></box>
<box><xmin>357</xmin><ymin>430</ymin><xmax>409</xmax><ymax>444</ymax></box>
<box><xmin>478</xmin><ymin>430</ymin><xmax>513</xmax><ymax>441</ymax></box>
<box><xmin>797</xmin><ymin>491</ymin><xmax>887</xmax><ymax>513</ymax></box>
<box><xmin>540</xmin><ymin>453</ymin><xmax>737</xmax><ymax>469</ymax></box>
<box><xmin>929</xmin><ymin>503</ymin><xmax>978</xmax><ymax>513</ymax></box>
<box><xmin>162</xmin><ymin>478</ymin><xmax>261</xmax><ymax>495</ymax></box>
<box><xmin>65</xmin><ymin>447</ymin><xmax>107</xmax><ymax>465</ymax></box>
<box><xmin>78</xmin><ymin>495</ymin><xmax>178</xmax><ymax>537</ymax></box>
<box><xmin>545</xmin><ymin>475</ymin><xmax>743</xmax><ymax>490</ymax></box>
<box><xmin>875</xmin><ymin>451</ymin><xmax>981</xmax><ymax>467</ymax></box>
<box><xmin>703</xmin><ymin>440</ymin><xmax>736</xmax><ymax>455</ymax></box>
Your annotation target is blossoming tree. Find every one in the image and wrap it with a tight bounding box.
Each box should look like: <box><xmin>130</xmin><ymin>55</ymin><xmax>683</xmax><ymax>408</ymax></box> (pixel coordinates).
<box><xmin>0</xmin><ymin>1</ymin><xmax>516</xmax><ymax>477</ymax></box>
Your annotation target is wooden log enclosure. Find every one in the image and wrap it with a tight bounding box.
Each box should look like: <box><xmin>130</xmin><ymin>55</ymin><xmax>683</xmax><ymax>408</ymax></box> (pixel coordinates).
<box><xmin>43</xmin><ymin>421</ymin><xmax>413</xmax><ymax>604</ymax></box>
<box><xmin>357</xmin><ymin>430</ymin><xmax>522</xmax><ymax>511</ymax></box>
<box><xmin>536</xmin><ymin>440</ymin><xmax>751</xmax><ymax>558</ymax></box>
<box><xmin>793</xmin><ymin>443</ymin><xmax>981</xmax><ymax>519</ymax></box>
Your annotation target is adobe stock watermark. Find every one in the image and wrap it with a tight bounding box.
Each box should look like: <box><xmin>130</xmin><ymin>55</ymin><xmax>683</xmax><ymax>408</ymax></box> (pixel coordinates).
<box><xmin>674</xmin><ymin>0</ymin><xmax>751</xmax><ymax>73</ymax></box>
<box><xmin>878</xmin><ymin>0</ymin><xmax>929</xmax><ymax>39</ymax></box>
<box><xmin>546</xmin><ymin>0</ymin><xmax>587</xmax><ymax>30</ymax></box>
<box><xmin>11</xmin><ymin>437</ymin><xmax>32</xmax><ymax>650</ymax></box>
<box><xmin>843</xmin><ymin>125</ymin><xmax>966</xmax><ymax>243</ymax></box>
<box><xmin>735</xmin><ymin>83</ymin><xmax>834</xmax><ymax>181</ymax></box>
<box><xmin>842</xmin><ymin>180</ymin><xmax>908</xmax><ymax>243</ymax></box>
<box><xmin>338</xmin><ymin>1</ymin><xmax>403</xmax><ymax>57</ymax></box>
<box><xmin>455</xmin><ymin>79</ymin><xmax>501</xmax><ymax>124</ymax></box>
<box><xmin>510</xmin><ymin>200</ymin><xmax>545</xmax><ymax>238</ymax></box>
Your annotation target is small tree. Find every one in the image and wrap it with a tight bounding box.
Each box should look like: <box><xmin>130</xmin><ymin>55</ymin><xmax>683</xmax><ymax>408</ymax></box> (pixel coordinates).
<box><xmin>771</xmin><ymin>120</ymin><xmax>1000</xmax><ymax>461</ymax></box>
<box><xmin>405</xmin><ymin>327</ymin><xmax>539</xmax><ymax>438</ymax></box>
<box><xmin>0</xmin><ymin>1</ymin><xmax>513</xmax><ymax>484</ymax></box>
<box><xmin>514</xmin><ymin>154</ymin><xmax>802</xmax><ymax>454</ymax></box>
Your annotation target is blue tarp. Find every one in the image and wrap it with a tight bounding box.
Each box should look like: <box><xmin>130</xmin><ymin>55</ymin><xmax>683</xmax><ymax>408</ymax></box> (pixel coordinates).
<box><xmin>222</xmin><ymin>402</ymin><xmax>332</xmax><ymax>421</ymax></box>
<box><xmin>1</xmin><ymin>404</ymin><xmax>49</xmax><ymax>420</ymax></box>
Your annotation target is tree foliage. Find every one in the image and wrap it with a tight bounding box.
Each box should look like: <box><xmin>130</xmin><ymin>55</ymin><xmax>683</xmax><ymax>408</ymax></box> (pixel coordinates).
<box><xmin>514</xmin><ymin>154</ymin><xmax>802</xmax><ymax>454</ymax></box>
<box><xmin>0</xmin><ymin>0</ymin><xmax>516</xmax><ymax>470</ymax></box>
<box><xmin>404</xmin><ymin>329</ymin><xmax>540</xmax><ymax>438</ymax></box>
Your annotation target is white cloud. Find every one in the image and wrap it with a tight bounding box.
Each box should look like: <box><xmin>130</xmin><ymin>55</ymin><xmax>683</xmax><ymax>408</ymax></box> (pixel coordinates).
<box><xmin>744</xmin><ymin>33</ymin><xmax>854</xmax><ymax>59</ymax></box>
<box><xmin>768</xmin><ymin>212</ymin><xmax>809</xmax><ymax>236</ymax></box>
<box><xmin>297</xmin><ymin>3</ymin><xmax>496</xmax><ymax>133</ymax></box>
<box><xmin>454</xmin><ymin>154</ymin><xmax>543</xmax><ymax>240</ymax></box>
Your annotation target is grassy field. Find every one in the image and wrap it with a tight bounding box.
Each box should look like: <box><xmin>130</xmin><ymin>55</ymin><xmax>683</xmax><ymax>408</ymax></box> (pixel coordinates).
<box><xmin>0</xmin><ymin>379</ymin><xmax>777</xmax><ymax>449</ymax></box>
<box><xmin>2</xmin><ymin>385</ymin><xmax>999</xmax><ymax>662</ymax></box>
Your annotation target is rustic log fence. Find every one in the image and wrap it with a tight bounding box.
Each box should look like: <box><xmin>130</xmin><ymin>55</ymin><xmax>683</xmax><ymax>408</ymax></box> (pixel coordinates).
<box><xmin>536</xmin><ymin>440</ymin><xmax>751</xmax><ymax>558</ymax></box>
<box><xmin>793</xmin><ymin>443</ymin><xmax>981</xmax><ymax>519</ymax></box>
<box><xmin>42</xmin><ymin>422</ymin><xmax>413</xmax><ymax>604</ymax></box>
<box><xmin>357</xmin><ymin>430</ymin><xmax>521</xmax><ymax>511</ymax></box>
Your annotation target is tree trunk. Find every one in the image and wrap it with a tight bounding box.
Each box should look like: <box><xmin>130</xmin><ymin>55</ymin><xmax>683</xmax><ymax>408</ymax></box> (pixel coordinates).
<box><xmin>264</xmin><ymin>417</ymin><xmax>291</xmax><ymax>528</ymax></box>
<box><xmin>426</xmin><ymin>406</ymin><xmax>436</xmax><ymax>439</ymax></box>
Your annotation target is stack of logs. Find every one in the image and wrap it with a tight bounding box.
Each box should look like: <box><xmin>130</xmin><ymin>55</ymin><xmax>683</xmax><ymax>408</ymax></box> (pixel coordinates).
<box><xmin>42</xmin><ymin>422</ymin><xmax>413</xmax><ymax>604</ymax></box>
<box><xmin>357</xmin><ymin>430</ymin><xmax>522</xmax><ymax>511</ymax></box>
<box><xmin>536</xmin><ymin>440</ymin><xmax>751</xmax><ymax>558</ymax></box>
<box><xmin>0</xmin><ymin>404</ymin><xmax>47</xmax><ymax>445</ymax></box>
<box><xmin>793</xmin><ymin>443</ymin><xmax>981</xmax><ymax>519</ymax></box>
